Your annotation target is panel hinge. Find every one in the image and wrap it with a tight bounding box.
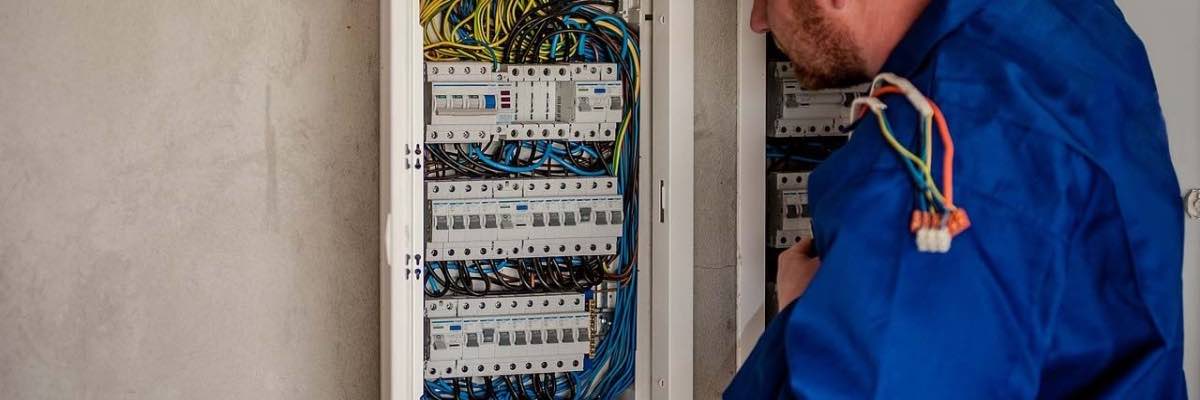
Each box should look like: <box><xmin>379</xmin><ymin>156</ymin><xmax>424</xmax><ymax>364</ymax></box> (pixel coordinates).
<box><xmin>1186</xmin><ymin>189</ymin><xmax>1200</xmax><ymax>220</ymax></box>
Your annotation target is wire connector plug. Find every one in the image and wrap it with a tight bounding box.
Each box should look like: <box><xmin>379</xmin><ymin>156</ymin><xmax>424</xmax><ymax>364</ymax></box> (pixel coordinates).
<box><xmin>910</xmin><ymin>210</ymin><xmax>970</xmax><ymax>254</ymax></box>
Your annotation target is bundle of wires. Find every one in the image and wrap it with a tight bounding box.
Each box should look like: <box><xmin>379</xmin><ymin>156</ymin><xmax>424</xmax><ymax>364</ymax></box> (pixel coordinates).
<box><xmin>425</xmin><ymin>141</ymin><xmax>613</xmax><ymax>179</ymax></box>
<box><xmin>851</xmin><ymin>73</ymin><xmax>969</xmax><ymax>253</ymax></box>
<box><xmin>765</xmin><ymin>139</ymin><xmax>843</xmax><ymax>172</ymax></box>
<box><xmin>421</xmin><ymin>0</ymin><xmax>640</xmax><ymax>398</ymax></box>
<box><xmin>424</xmin><ymin>256</ymin><xmax>617</xmax><ymax>297</ymax></box>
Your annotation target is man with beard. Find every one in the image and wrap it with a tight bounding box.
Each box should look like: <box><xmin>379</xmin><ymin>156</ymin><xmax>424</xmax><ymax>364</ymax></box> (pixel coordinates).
<box><xmin>727</xmin><ymin>0</ymin><xmax>1186</xmax><ymax>398</ymax></box>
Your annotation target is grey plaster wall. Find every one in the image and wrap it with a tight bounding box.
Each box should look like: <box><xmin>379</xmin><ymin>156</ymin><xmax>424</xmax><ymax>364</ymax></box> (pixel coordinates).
<box><xmin>0</xmin><ymin>1</ymin><xmax>380</xmax><ymax>398</ymax></box>
<box><xmin>692</xmin><ymin>0</ymin><xmax>740</xmax><ymax>397</ymax></box>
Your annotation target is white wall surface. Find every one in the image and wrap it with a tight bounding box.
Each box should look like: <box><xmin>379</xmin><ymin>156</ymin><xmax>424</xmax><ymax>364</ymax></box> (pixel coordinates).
<box><xmin>0</xmin><ymin>1</ymin><xmax>380</xmax><ymax>398</ymax></box>
<box><xmin>1116</xmin><ymin>1</ymin><xmax>1200</xmax><ymax>398</ymax></box>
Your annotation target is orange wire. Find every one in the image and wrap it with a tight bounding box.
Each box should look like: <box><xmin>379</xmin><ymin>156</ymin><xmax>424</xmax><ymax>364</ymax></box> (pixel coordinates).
<box><xmin>868</xmin><ymin>85</ymin><xmax>956</xmax><ymax>208</ymax></box>
<box><xmin>929</xmin><ymin>101</ymin><xmax>954</xmax><ymax>207</ymax></box>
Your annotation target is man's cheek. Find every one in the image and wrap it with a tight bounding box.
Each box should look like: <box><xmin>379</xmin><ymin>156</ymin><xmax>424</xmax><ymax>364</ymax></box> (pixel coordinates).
<box><xmin>767</xmin><ymin>0</ymin><xmax>795</xmax><ymax>30</ymax></box>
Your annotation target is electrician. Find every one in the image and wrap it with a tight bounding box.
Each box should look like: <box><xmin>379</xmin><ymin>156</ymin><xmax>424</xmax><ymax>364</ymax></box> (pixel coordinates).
<box><xmin>727</xmin><ymin>0</ymin><xmax>1186</xmax><ymax>398</ymax></box>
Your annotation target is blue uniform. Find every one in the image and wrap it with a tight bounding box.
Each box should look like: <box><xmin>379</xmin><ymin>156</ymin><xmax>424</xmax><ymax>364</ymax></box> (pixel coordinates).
<box><xmin>727</xmin><ymin>0</ymin><xmax>1186</xmax><ymax>398</ymax></box>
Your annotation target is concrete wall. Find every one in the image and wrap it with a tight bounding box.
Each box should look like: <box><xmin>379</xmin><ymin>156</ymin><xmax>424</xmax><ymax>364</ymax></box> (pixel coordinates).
<box><xmin>0</xmin><ymin>1</ymin><xmax>380</xmax><ymax>398</ymax></box>
<box><xmin>692</xmin><ymin>0</ymin><xmax>740</xmax><ymax>397</ymax></box>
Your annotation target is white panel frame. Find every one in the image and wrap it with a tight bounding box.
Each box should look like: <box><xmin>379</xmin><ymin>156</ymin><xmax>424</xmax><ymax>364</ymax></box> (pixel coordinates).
<box><xmin>382</xmin><ymin>0</ymin><xmax>695</xmax><ymax>398</ymax></box>
<box><xmin>647</xmin><ymin>0</ymin><xmax>695</xmax><ymax>397</ymax></box>
<box><xmin>734</xmin><ymin>0</ymin><xmax>767</xmax><ymax>366</ymax></box>
<box><xmin>381</xmin><ymin>0</ymin><xmax>425</xmax><ymax>398</ymax></box>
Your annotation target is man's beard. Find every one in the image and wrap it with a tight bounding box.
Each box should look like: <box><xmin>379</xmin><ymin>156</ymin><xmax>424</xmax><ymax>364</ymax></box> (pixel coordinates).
<box><xmin>775</xmin><ymin>3</ymin><xmax>869</xmax><ymax>89</ymax></box>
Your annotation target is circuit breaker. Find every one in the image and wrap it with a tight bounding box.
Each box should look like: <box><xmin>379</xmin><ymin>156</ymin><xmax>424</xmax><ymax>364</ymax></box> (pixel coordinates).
<box><xmin>767</xmin><ymin>172</ymin><xmax>812</xmax><ymax>249</ymax></box>
<box><xmin>767</xmin><ymin>62</ymin><xmax>868</xmax><ymax>138</ymax></box>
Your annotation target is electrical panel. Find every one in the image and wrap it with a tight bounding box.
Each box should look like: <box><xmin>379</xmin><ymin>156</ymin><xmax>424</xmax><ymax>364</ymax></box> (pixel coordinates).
<box><xmin>422</xmin><ymin>60</ymin><xmax>633</xmax><ymax>395</ymax></box>
<box><xmin>414</xmin><ymin>2</ymin><xmax>644</xmax><ymax>397</ymax></box>
<box><xmin>767</xmin><ymin>62</ymin><xmax>868</xmax><ymax>139</ymax></box>
<box><xmin>768</xmin><ymin>172</ymin><xmax>812</xmax><ymax>249</ymax></box>
<box><xmin>762</xmin><ymin>56</ymin><xmax>862</xmax><ymax>323</ymax></box>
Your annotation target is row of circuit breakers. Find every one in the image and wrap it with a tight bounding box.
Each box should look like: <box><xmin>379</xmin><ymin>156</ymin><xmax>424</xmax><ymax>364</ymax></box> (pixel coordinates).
<box><xmin>767</xmin><ymin>62</ymin><xmax>868</xmax><ymax>249</ymax></box>
<box><xmin>422</xmin><ymin>62</ymin><xmax>625</xmax><ymax>379</ymax></box>
<box><xmin>425</xmin><ymin>62</ymin><xmax>623</xmax><ymax>144</ymax></box>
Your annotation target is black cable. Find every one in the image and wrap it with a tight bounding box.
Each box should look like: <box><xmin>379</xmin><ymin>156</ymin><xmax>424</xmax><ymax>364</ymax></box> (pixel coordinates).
<box><xmin>515</xmin><ymin>260</ymin><xmax>538</xmax><ymax>292</ymax></box>
<box><xmin>566</xmin><ymin>373</ymin><xmax>577</xmax><ymax>400</ymax></box>
<box><xmin>502</xmin><ymin>1</ymin><xmax>620</xmax><ymax>63</ymax></box>
<box><xmin>538</xmin><ymin>258</ymin><xmax>565</xmax><ymax>291</ymax></box>
<box><xmin>530</xmin><ymin>374</ymin><xmax>550</xmax><ymax>400</ymax></box>
<box><xmin>472</xmin><ymin>261</ymin><xmax>493</xmax><ymax>295</ymax></box>
<box><xmin>544</xmin><ymin>373</ymin><xmax>559</xmax><ymax>400</ymax></box>
<box><xmin>458</xmin><ymin>261</ymin><xmax>484</xmax><ymax>297</ymax></box>
<box><xmin>516</xmin><ymin>374</ymin><xmax>533</xmax><ymax>400</ymax></box>
<box><xmin>465</xmin><ymin>377</ymin><xmax>482</xmax><ymax>400</ymax></box>
<box><xmin>502</xmin><ymin>376</ymin><xmax>524</xmax><ymax>400</ymax></box>
<box><xmin>528</xmin><ymin>259</ymin><xmax>553</xmax><ymax>292</ymax></box>
<box><xmin>487</xmin><ymin>260</ymin><xmax>522</xmax><ymax>292</ymax></box>
<box><xmin>425</xmin><ymin>263</ymin><xmax>450</xmax><ymax>297</ymax></box>
<box><xmin>436</xmin><ymin>262</ymin><xmax>466</xmax><ymax>296</ymax></box>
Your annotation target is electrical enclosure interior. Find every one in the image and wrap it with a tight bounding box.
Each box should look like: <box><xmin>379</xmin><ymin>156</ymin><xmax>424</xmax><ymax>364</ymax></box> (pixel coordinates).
<box><xmin>763</xmin><ymin>59</ymin><xmax>865</xmax><ymax>317</ymax></box>
<box><xmin>383</xmin><ymin>0</ymin><xmax>695</xmax><ymax>399</ymax></box>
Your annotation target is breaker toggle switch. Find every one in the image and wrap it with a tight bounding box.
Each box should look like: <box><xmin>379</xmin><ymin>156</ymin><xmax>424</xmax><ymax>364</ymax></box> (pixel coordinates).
<box><xmin>786</xmin><ymin>205</ymin><xmax>801</xmax><ymax>219</ymax></box>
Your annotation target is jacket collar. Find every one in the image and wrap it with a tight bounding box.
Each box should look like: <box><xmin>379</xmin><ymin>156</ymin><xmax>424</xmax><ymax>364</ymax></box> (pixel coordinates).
<box><xmin>881</xmin><ymin>0</ymin><xmax>992</xmax><ymax>76</ymax></box>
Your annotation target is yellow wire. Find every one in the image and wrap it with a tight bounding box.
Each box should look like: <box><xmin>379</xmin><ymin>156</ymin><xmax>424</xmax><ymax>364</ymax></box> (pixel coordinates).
<box><xmin>420</xmin><ymin>0</ymin><xmax>642</xmax><ymax>177</ymax></box>
<box><xmin>871</xmin><ymin>108</ymin><xmax>949</xmax><ymax>208</ymax></box>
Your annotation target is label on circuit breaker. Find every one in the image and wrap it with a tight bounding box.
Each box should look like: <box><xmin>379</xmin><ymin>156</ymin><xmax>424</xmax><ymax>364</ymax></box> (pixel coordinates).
<box><xmin>425</xmin><ymin>122</ymin><xmax>619</xmax><ymax>143</ymax></box>
<box><xmin>429</xmin><ymin>82</ymin><xmax>516</xmax><ymax>125</ymax></box>
<box><xmin>428</xmin><ymin>195</ymin><xmax>624</xmax><ymax>243</ymax></box>
<box><xmin>557</xmin><ymin>81</ymin><xmax>624</xmax><ymax>123</ymax></box>
<box><xmin>426</xmin><ymin>237</ymin><xmax>619</xmax><ymax>261</ymax></box>
<box><xmin>427</xmin><ymin>177</ymin><xmax>619</xmax><ymax>200</ymax></box>
<box><xmin>425</xmin><ymin>312</ymin><xmax>591</xmax><ymax>379</ymax></box>
<box><xmin>425</xmin><ymin>293</ymin><xmax>587</xmax><ymax>319</ymax></box>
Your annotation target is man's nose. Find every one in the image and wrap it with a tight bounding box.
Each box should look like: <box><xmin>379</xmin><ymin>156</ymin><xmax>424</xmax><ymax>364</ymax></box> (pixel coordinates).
<box><xmin>751</xmin><ymin>0</ymin><xmax>769</xmax><ymax>33</ymax></box>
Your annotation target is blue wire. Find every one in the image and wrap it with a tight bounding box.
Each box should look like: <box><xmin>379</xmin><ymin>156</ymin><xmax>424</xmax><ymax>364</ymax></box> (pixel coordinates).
<box><xmin>425</xmin><ymin>4</ymin><xmax>641</xmax><ymax>398</ymax></box>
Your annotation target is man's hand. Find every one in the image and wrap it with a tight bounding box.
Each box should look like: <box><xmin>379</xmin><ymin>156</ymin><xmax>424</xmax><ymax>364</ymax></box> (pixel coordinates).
<box><xmin>777</xmin><ymin>238</ymin><xmax>822</xmax><ymax>312</ymax></box>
